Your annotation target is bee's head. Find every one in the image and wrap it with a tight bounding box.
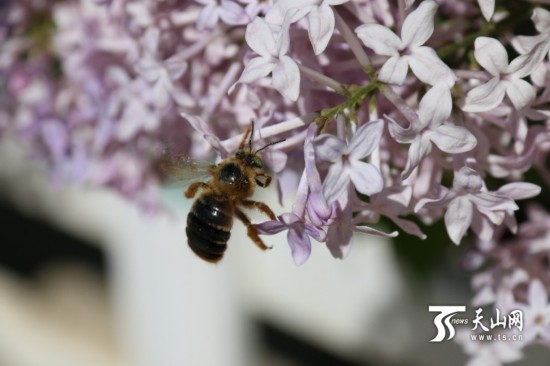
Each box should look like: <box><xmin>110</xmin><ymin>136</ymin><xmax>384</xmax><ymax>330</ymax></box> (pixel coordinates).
<box><xmin>236</xmin><ymin>149</ymin><xmax>264</xmax><ymax>169</ymax></box>
<box><xmin>233</xmin><ymin>120</ymin><xmax>286</xmax><ymax>176</ymax></box>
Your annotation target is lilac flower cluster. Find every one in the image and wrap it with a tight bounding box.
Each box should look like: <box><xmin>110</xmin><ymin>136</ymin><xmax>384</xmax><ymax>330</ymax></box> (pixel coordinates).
<box><xmin>2</xmin><ymin>0</ymin><xmax>550</xmax><ymax>362</ymax></box>
<box><xmin>0</xmin><ymin>0</ymin><xmax>273</xmax><ymax>208</ymax></box>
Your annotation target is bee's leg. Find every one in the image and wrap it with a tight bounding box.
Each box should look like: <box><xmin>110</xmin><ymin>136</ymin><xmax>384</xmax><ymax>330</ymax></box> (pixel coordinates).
<box><xmin>254</xmin><ymin>173</ymin><xmax>272</xmax><ymax>188</ymax></box>
<box><xmin>184</xmin><ymin>182</ymin><xmax>209</xmax><ymax>199</ymax></box>
<box><xmin>238</xmin><ymin>123</ymin><xmax>253</xmax><ymax>150</ymax></box>
<box><xmin>235</xmin><ymin>208</ymin><xmax>271</xmax><ymax>250</ymax></box>
<box><xmin>241</xmin><ymin>200</ymin><xmax>277</xmax><ymax>221</ymax></box>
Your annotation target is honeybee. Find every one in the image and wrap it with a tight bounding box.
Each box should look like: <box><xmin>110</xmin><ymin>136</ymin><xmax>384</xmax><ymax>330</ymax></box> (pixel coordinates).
<box><xmin>159</xmin><ymin>122</ymin><xmax>284</xmax><ymax>263</ymax></box>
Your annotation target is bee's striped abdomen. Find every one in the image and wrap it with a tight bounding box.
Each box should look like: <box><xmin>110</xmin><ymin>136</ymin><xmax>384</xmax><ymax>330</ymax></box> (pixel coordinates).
<box><xmin>186</xmin><ymin>194</ymin><xmax>233</xmax><ymax>262</ymax></box>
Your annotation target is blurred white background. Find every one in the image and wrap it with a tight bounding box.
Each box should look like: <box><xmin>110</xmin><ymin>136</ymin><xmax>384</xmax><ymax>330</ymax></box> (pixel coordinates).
<box><xmin>6</xmin><ymin>138</ymin><xmax>543</xmax><ymax>366</ymax></box>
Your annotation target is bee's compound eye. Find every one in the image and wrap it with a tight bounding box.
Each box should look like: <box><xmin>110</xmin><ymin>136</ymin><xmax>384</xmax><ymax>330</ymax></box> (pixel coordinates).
<box><xmin>219</xmin><ymin>162</ymin><xmax>244</xmax><ymax>185</ymax></box>
<box><xmin>236</xmin><ymin>150</ymin><xmax>245</xmax><ymax>159</ymax></box>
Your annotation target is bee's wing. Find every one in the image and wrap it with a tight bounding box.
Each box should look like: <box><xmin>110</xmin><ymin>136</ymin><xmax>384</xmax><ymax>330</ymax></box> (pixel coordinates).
<box><xmin>155</xmin><ymin>153</ymin><xmax>213</xmax><ymax>188</ymax></box>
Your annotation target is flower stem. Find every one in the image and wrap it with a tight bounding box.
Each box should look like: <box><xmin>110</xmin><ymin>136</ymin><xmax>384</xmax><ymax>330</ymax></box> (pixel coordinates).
<box><xmin>177</xmin><ymin>29</ymin><xmax>221</xmax><ymax>61</ymax></box>
<box><xmin>298</xmin><ymin>64</ymin><xmax>346</xmax><ymax>94</ymax></box>
<box><xmin>454</xmin><ymin>70</ymin><xmax>491</xmax><ymax>81</ymax></box>
<box><xmin>334</xmin><ymin>8</ymin><xmax>374</xmax><ymax>76</ymax></box>
<box><xmin>220</xmin><ymin>113</ymin><xmax>318</xmax><ymax>151</ymax></box>
<box><xmin>379</xmin><ymin>85</ymin><xmax>420</xmax><ymax>125</ymax></box>
<box><xmin>437</xmin><ymin>16</ymin><xmax>498</xmax><ymax>60</ymax></box>
<box><xmin>318</xmin><ymin>82</ymin><xmax>379</xmax><ymax>128</ymax></box>
<box><xmin>275</xmin><ymin>129</ymin><xmax>307</xmax><ymax>150</ymax></box>
<box><xmin>202</xmin><ymin>61</ymin><xmax>242</xmax><ymax>120</ymax></box>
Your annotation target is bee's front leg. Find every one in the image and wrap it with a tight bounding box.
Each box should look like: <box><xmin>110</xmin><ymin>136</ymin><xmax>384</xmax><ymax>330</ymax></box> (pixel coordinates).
<box><xmin>241</xmin><ymin>200</ymin><xmax>277</xmax><ymax>221</ymax></box>
<box><xmin>238</xmin><ymin>123</ymin><xmax>253</xmax><ymax>150</ymax></box>
<box><xmin>235</xmin><ymin>208</ymin><xmax>271</xmax><ymax>250</ymax></box>
<box><xmin>184</xmin><ymin>182</ymin><xmax>209</xmax><ymax>199</ymax></box>
<box><xmin>255</xmin><ymin>173</ymin><xmax>272</xmax><ymax>188</ymax></box>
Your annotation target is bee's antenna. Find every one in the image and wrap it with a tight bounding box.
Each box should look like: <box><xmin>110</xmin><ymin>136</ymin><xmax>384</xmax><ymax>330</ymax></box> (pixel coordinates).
<box><xmin>255</xmin><ymin>138</ymin><xmax>286</xmax><ymax>154</ymax></box>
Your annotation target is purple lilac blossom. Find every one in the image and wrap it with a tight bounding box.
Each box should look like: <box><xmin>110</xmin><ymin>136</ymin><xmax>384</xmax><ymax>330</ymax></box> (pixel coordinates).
<box><xmin>2</xmin><ymin>1</ymin><xmax>550</xmax><ymax>363</ymax></box>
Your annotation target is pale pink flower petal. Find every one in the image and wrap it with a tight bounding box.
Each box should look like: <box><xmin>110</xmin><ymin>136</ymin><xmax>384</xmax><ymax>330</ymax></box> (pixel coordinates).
<box><xmin>514</xmin><ymin>279</ymin><xmax>550</xmax><ymax>343</ymax></box>
<box><xmin>528</xmin><ymin>279</ymin><xmax>548</xmax><ymax>308</ymax></box>
<box><xmin>496</xmin><ymin>182</ymin><xmax>541</xmax><ymax>200</ymax></box>
<box><xmin>465</xmin><ymin>37</ymin><xmax>546</xmax><ymax>112</ymax></box>
<box><xmin>418</xmin><ymin>83</ymin><xmax>452</xmax><ymax>128</ymax></box>
<box><xmin>462</xmin><ymin>78</ymin><xmax>507</xmax><ymax>112</ymax></box>
<box><xmin>308</xmin><ymin>2</ymin><xmax>335</xmax><ymax>55</ymax></box>
<box><xmin>348</xmin><ymin>119</ymin><xmax>384</xmax><ymax>160</ymax></box>
<box><xmin>453</xmin><ymin>167</ymin><xmax>484</xmax><ymax>192</ymax></box>
<box><xmin>379</xmin><ymin>54</ymin><xmax>409</xmax><ymax>84</ymax></box>
<box><xmin>390</xmin><ymin>216</ymin><xmax>426</xmax><ymax>239</ymax></box>
<box><xmin>316</xmin><ymin>119</ymin><xmax>384</xmax><ymax>202</ymax></box>
<box><xmin>272</xmin><ymin>55</ymin><xmax>300</xmax><ymax>101</ymax></box>
<box><xmin>511</xmin><ymin>34</ymin><xmax>546</xmax><ymax>55</ymax></box>
<box><xmin>506</xmin><ymin>78</ymin><xmax>535</xmax><ymax>111</ymax></box>
<box><xmin>348</xmin><ymin>160</ymin><xmax>384</xmax><ymax>196</ymax></box>
<box><xmin>533</xmin><ymin>7</ymin><xmax>550</xmax><ymax>33</ymax></box>
<box><xmin>427</xmin><ymin>124</ymin><xmax>477</xmax><ymax>153</ymax></box>
<box><xmin>277</xmin><ymin>214</ymin><xmax>313</xmax><ymax>265</ymax></box>
<box><xmin>135</xmin><ymin>57</ymin><xmax>161</xmax><ymax>82</ymax></box>
<box><xmin>477</xmin><ymin>0</ymin><xmax>495</xmax><ymax>21</ymax></box>
<box><xmin>493</xmin><ymin>342</ymin><xmax>524</xmax><ymax>363</ymax></box>
<box><xmin>326</xmin><ymin>206</ymin><xmax>353</xmax><ymax>258</ymax></box>
<box><xmin>180</xmin><ymin>112</ymin><xmax>229</xmax><ymax>157</ymax></box>
<box><xmin>237</xmin><ymin>56</ymin><xmax>277</xmax><ymax>83</ymax></box>
<box><xmin>414</xmin><ymin>189</ymin><xmax>452</xmax><ymax>212</ymax></box>
<box><xmin>287</xmin><ymin>228</ymin><xmax>312</xmax><ymax>265</ymax></box>
<box><xmin>507</xmin><ymin>40</ymin><xmax>550</xmax><ymax>77</ymax></box>
<box><xmin>474</xmin><ymin>37</ymin><xmax>508</xmax><ymax>76</ymax></box>
<box><xmin>323</xmin><ymin>161</ymin><xmax>350</xmax><ymax>201</ymax></box>
<box><xmin>236</xmin><ymin>15</ymin><xmax>300</xmax><ymax>100</ymax></box>
<box><xmin>164</xmin><ymin>54</ymin><xmax>188</xmax><ymax>80</ymax></box>
<box><xmin>357</xmin><ymin>2</ymin><xmax>453</xmax><ymax>87</ymax></box>
<box><xmin>258</xmin><ymin>212</ymin><xmax>325</xmax><ymax>266</ymax></box>
<box><xmin>218</xmin><ymin>0</ymin><xmax>248</xmax><ymax>25</ymax></box>
<box><xmin>314</xmin><ymin>135</ymin><xmax>346</xmax><ymax>162</ymax></box>
<box><xmin>408</xmin><ymin>46</ymin><xmax>456</xmax><ymax>86</ymax></box>
<box><xmin>264</xmin><ymin>149</ymin><xmax>288</xmax><ymax>173</ymax></box>
<box><xmin>401</xmin><ymin>0</ymin><xmax>437</xmax><ymax>48</ymax></box>
<box><xmin>151</xmin><ymin>78</ymin><xmax>170</xmax><ymax>107</ymax></box>
<box><xmin>196</xmin><ymin>3</ymin><xmax>220</xmax><ymax>30</ymax></box>
<box><xmin>264</xmin><ymin>0</ymin><xmax>345</xmax><ymax>55</ymax></box>
<box><xmin>386</xmin><ymin>115</ymin><xmax>417</xmax><ymax>143</ymax></box>
<box><xmin>264</xmin><ymin>0</ymin><xmax>315</xmax><ymax>24</ymax></box>
<box><xmin>256</xmin><ymin>219</ymin><xmax>287</xmax><ymax>234</ymax></box>
<box><xmin>402</xmin><ymin>134</ymin><xmax>432</xmax><ymax>179</ymax></box>
<box><xmin>355</xmin><ymin>24</ymin><xmax>401</xmax><ymax>56</ymax></box>
<box><xmin>475</xmin><ymin>218</ymin><xmax>503</xmax><ymax>241</ymax></box>
<box><xmin>354</xmin><ymin>224</ymin><xmax>398</xmax><ymax>238</ymax></box>
<box><xmin>245</xmin><ymin>17</ymin><xmax>275</xmax><ymax>57</ymax></box>
<box><xmin>469</xmin><ymin>193</ymin><xmax>518</xmax><ymax>211</ymax></box>
<box><xmin>276</xmin><ymin>10</ymin><xmax>295</xmax><ymax>57</ymax></box>
<box><xmin>445</xmin><ymin>196</ymin><xmax>473</xmax><ymax>244</ymax></box>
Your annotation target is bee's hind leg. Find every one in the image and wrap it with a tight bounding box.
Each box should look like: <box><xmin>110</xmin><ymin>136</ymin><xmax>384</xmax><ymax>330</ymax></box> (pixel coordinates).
<box><xmin>241</xmin><ymin>200</ymin><xmax>277</xmax><ymax>221</ymax></box>
<box><xmin>235</xmin><ymin>208</ymin><xmax>271</xmax><ymax>250</ymax></box>
<box><xmin>184</xmin><ymin>182</ymin><xmax>209</xmax><ymax>199</ymax></box>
